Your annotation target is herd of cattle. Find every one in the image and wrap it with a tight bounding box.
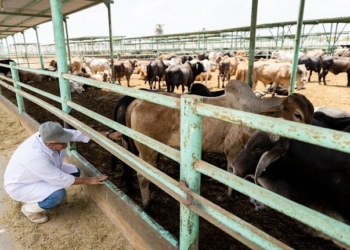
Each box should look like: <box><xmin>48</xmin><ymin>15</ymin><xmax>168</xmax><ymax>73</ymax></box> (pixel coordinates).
<box><xmin>0</xmin><ymin>46</ymin><xmax>350</xmax><ymax>96</ymax></box>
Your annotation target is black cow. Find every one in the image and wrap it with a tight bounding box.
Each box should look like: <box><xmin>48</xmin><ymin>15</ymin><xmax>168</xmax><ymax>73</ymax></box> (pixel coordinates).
<box><xmin>298</xmin><ymin>55</ymin><xmax>321</xmax><ymax>82</ymax></box>
<box><xmin>188</xmin><ymin>83</ymin><xmax>225</xmax><ymax>97</ymax></box>
<box><xmin>146</xmin><ymin>59</ymin><xmax>168</xmax><ymax>89</ymax></box>
<box><xmin>0</xmin><ymin>59</ymin><xmax>15</xmax><ymax>76</ymax></box>
<box><xmin>312</xmin><ymin>111</ymin><xmax>350</xmax><ymax>130</ymax></box>
<box><xmin>197</xmin><ymin>52</ymin><xmax>209</xmax><ymax>61</ymax></box>
<box><xmin>319</xmin><ymin>56</ymin><xmax>350</xmax><ymax>86</ymax></box>
<box><xmin>175</xmin><ymin>55</ymin><xmax>193</xmax><ymax>64</ymax></box>
<box><xmin>232</xmin><ymin>128</ymin><xmax>350</xmax><ymax>223</ymax></box>
<box><xmin>232</xmin><ymin>110</ymin><xmax>350</xmax><ymax>225</ymax></box>
<box><xmin>165</xmin><ymin>61</ymin><xmax>206</xmax><ymax>93</ymax></box>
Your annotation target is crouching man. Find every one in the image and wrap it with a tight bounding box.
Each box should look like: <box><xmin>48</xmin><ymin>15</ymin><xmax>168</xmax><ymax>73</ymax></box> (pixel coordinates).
<box><xmin>4</xmin><ymin>121</ymin><xmax>108</xmax><ymax>224</ymax></box>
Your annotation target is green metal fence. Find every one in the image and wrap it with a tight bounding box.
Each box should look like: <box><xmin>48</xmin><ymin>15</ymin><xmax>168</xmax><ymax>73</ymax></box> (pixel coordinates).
<box><xmin>0</xmin><ymin>61</ymin><xmax>349</xmax><ymax>249</ymax></box>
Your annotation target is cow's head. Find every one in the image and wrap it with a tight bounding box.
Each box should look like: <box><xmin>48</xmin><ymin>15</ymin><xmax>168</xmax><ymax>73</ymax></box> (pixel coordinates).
<box><xmin>230</xmin><ymin>131</ymin><xmax>277</xmax><ymax>180</ymax></box>
<box><xmin>70</xmin><ymin>80</ymin><xmax>85</xmax><ymax>94</ymax></box>
<box><xmin>296</xmin><ymin>64</ymin><xmax>307</xmax><ymax>90</ymax></box>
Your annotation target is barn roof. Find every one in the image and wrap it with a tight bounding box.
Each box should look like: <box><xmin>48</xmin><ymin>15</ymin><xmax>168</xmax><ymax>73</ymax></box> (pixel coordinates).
<box><xmin>0</xmin><ymin>0</ymin><xmax>113</xmax><ymax>39</ymax></box>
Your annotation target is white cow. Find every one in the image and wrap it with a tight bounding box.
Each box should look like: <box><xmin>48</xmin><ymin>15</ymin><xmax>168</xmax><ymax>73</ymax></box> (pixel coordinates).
<box><xmin>306</xmin><ymin>49</ymin><xmax>325</xmax><ymax>57</ymax></box>
<box><xmin>208</xmin><ymin>51</ymin><xmax>223</xmax><ymax>64</ymax></box>
<box><xmin>83</xmin><ymin>57</ymin><xmax>112</xmax><ymax>76</ymax></box>
<box><xmin>162</xmin><ymin>57</ymin><xmax>182</xmax><ymax>67</ymax></box>
<box><xmin>270</xmin><ymin>50</ymin><xmax>305</xmax><ymax>62</ymax></box>
<box><xmin>70</xmin><ymin>80</ymin><xmax>84</xmax><ymax>94</ymax></box>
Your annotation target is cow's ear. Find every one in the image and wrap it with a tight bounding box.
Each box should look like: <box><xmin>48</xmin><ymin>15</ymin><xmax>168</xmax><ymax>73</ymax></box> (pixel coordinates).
<box><xmin>254</xmin><ymin>137</ymin><xmax>290</xmax><ymax>185</ymax></box>
<box><xmin>259</xmin><ymin>105</ymin><xmax>282</xmax><ymax>118</ymax></box>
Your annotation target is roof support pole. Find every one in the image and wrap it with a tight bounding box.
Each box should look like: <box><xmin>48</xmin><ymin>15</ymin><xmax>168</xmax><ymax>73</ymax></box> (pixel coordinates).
<box><xmin>63</xmin><ymin>17</ymin><xmax>72</xmax><ymax>70</ymax></box>
<box><xmin>33</xmin><ymin>26</ymin><xmax>44</xmax><ymax>69</ymax></box>
<box><xmin>0</xmin><ymin>39</ymin><xmax>4</xmax><ymax>58</ymax></box>
<box><xmin>5</xmin><ymin>37</ymin><xmax>10</xmax><ymax>59</ymax></box>
<box><xmin>247</xmin><ymin>0</ymin><xmax>258</xmax><ymax>88</ymax></box>
<box><xmin>21</xmin><ymin>31</ymin><xmax>30</xmax><ymax>68</ymax></box>
<box><xmin>50</xmin><ymin>0</ymin><xmax>71</xmax><ymax>115</ymax></box>
<box><xmin>104</xmin><ymin>2</ymin><xmax>115</xmax><ymax>84</ymax></box>
<box><xmin>289</xmin><ymin>0</ymin><xmax>305</xmax><ymax>94</ymax></box>
<box><xmin>11</xmin><ymin>35</ymin><xmax>19</xmax><ymax>65</ymax></box>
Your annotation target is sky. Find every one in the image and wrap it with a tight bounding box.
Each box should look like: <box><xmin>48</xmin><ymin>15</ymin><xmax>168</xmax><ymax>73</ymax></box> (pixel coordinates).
<box><xmin>8</xmin><ymin>0</ymin><xmax>350</xmax><ymax>45</ymax></box>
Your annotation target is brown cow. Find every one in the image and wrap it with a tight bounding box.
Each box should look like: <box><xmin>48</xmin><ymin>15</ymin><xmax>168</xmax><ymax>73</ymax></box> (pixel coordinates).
<box><xmin>49</xmin><ymin>59</ymin><xmax>57</xmax><ymax>69</ymax></box>
<box><xmin>252</xmin><ymin>61</ymin><xmax>307</xmax><ymax>96</ymax></box>
<box><xmin>195</xmin><ymin>72</ymin><xmax>212</xmax><ymax>81</ymax></box>
<box><xmin>124</xmin><ymin>80</ymin><xmax>286</xmax><ymax>208</ymax></box>
<box><xmin>69</xmin><ymin>61</ymin><xmax>83</xmax><ymax>74</ymax></box>
<box><xmin>19</xmin><ymin>71</ymin><xmax>44</xmax><ymax>84</ymax></box>
<box><xmin>114</xmin><ymin>59</ymin><xmax>138</xmax><ymax>87</ymax></box>
<box><xmin>218</xmin><ymin>56</ymin><xmax>238</xmax><ymax>88</ymax></box>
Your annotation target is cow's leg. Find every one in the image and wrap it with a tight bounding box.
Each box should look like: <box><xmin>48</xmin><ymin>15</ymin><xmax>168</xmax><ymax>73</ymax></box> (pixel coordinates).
<box><xmin>118</xmin><ymin>139</ymin><xmax>136</xmax><ymax>194</ymax></box>
<box><xmin>158</xmin><ymin>77</ymin><xmax>161</xmax><ymax>89</ymax></box>
<box><xmin>319</xmin><ymin>70</ymin><xmax>328</xmax><ymax>85</ymax></box>
<box><xmin>127</xmin><ymin>76</ymin><xmax>131</xmax><ymax>87</ymax></box>
<box><xmin>308</xmin><ymin>70</ymin><xmax>312</xmax><ymax>82</ymax></box>
<box><xmin>217</xmin><ymin>74</ymin><xmax>220</xmax><ymax>88</ymax></box>
<box><xmin>137</xmin><ymin>173</ymin><xmax>150</xmax><ymax>208</ymax></box>
<box><xmin>347</xmin><ymin>72</ymin><xmax>350</xmax><ymax>87</ymax></box>
<box><xmin>223</xmin><ymin>75</ymin><xmax>230</xmax><ymax>88</ymax></box>
<box><xmin>271</xmin><ymin>82</ymin><xmax>279</xmax><ymax>96</ymax></box>
<box><xmin>137</xmin><ymin>150</ymin><xmax>158</xmax><ymax>209</ymax></box>
<box><xmin>166</xmin><ymin>84</ymin><xmax>170</xmax><ymax>92</ymax></box>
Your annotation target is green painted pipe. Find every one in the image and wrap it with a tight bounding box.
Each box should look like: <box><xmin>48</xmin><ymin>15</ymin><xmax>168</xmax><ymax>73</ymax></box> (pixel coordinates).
<box><xmin>9</xmin><ymin>61</ymin><xmax>25</xmax><ymax>114</ymax></box>
<box><xmin>289</xmin><ymin>0</ymin><xmax>305</xmax><ymax>94</ymax></box>
<box><xmin>50</xmin><ymin>0</ymin><xmax>71</xmax><ymax>114</ymax></box>
<box><xmin>179</xmin><ymin>96</ymin><xmax>202</xmax><ymax>250</ymax></box>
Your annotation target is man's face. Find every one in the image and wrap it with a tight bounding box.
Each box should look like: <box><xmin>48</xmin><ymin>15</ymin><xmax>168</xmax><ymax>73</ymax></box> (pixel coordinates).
<box><xmin>46</xmin><ymin>142</ymin><xmax>68</xmax><ymax>151</ymax></box>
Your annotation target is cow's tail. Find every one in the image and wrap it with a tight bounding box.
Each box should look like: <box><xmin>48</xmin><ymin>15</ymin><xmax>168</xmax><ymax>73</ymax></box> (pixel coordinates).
<box><xmin>111</xmin><ymin>95</ymin><xmax>138</xmax><ymax>194</ymax></box>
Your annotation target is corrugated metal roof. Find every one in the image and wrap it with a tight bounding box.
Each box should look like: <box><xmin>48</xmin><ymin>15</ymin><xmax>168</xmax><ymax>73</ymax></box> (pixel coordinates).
<box><xmin>0</xmin><ymin>0</ymin><xmax>112</xmax><ymax>39</ymax></box>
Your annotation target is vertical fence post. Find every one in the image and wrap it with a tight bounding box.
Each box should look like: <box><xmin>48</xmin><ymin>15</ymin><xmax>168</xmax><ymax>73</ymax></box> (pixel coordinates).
<box><xmin>247</xmin><ymin>0</ymin><xmax>258</xmax><ymax>88</ymax></box>
<box><xmin>289</xmin><ymin>0</ymin><xmax>305</xmax><ymax>93</ymax></box>
<box><xmin>180</xmin><ymin>95</ymin><xmax>203</xmax><ymax>250</ymax></box>
<box><xmin>10</xmin><ymin>61</ymin><xmax>25</xmax><ymax>114</ymax></box>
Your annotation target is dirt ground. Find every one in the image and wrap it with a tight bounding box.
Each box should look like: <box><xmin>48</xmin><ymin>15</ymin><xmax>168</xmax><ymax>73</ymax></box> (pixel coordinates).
<box><xmin>1</xmin><ymin>59</ymin><xmax>349</xmax><ymax>250</ymax></box>
<box><xmin>0</xmin><ymin>108</ymin><xmax>133</xmax><ymax>249</ymax></box>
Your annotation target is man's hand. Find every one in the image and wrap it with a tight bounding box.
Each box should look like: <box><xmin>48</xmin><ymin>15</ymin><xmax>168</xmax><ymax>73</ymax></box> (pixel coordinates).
<box><xmin>73</xmin><ymin>174</ymin><xmax>108</xmax><ymax>185</ymax></box>
<box><xmin>89</xmin><ymin>174</ymin><xmax>108</xmax><ymax>184</ymax></box>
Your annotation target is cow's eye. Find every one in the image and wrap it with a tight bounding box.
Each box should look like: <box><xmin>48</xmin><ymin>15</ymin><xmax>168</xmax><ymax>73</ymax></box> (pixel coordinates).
<box><xmin>294</xmin><ymin>113</ymin><xmax>302</xmax><ymax>121</ymax></box>
<box><xmin>252</xmin><ymin>144</ymin><xmax>264</xmax><ymax>151</ymax></box>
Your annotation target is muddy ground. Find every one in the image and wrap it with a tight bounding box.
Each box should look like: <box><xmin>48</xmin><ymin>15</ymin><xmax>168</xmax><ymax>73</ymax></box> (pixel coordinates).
<box><xmin>1</xmin><ymin>62</ymin><xmax>349</xmax><ymax>250</ymax></box>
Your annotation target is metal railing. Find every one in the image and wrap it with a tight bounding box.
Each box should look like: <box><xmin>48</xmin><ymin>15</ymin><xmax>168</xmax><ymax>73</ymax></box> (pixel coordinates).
<box><xmin>0</xmin><ymin>62</ymin><xmax>349</xmax><ymax>249</ymax></box>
